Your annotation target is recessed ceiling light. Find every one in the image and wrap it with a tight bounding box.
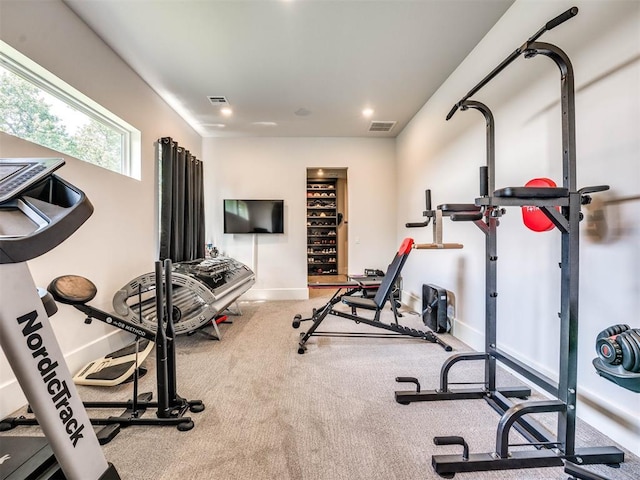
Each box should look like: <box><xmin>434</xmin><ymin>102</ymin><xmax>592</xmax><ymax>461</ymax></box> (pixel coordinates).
<box><xmin>362</xmin><ymin>108</ymin><xmax>374</xmax><ymax>118</ymax></box>
<box><xmin>252</xmin><ymin>121</ymin><xmax>278</xmax><ymax>127</ymax></box>
<box><xmin>202</xmin><ymin>123</ymin><xmax>226</xmax><ymax>128</ymax></box>
<box><xmin>220</xmin><ymin>107</ymin><xmax>233</xmax><ymax>116</ymax></box>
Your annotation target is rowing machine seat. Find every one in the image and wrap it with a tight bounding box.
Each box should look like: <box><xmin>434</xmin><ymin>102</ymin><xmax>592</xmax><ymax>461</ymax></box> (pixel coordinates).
<box><xmin>48</xmin><ymin>275</ymin><xmax>97</xmax><ymax>305</ymax></box>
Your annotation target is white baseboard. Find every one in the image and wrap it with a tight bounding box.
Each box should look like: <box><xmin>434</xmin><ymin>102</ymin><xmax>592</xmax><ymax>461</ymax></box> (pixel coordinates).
<box><xmin>577</xmin><ymin>387</ymin><xmax>640</xmax><ymax>456</ymax></box>
<box><xmin>242</xmin><ymin>288</ymin><xmax>309</xmax><ymax>301</ymax></box>
<box><xmin>403</xmin><ymin>290</ymin><xmax>420</xmax><ymax>313</ymax></box>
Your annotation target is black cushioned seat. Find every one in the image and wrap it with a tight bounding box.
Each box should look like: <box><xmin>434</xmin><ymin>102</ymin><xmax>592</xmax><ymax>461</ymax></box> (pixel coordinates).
<box><xmin>494</xmin><ymin>186</ymin><xmax>568</xmax><ymax>198</ymax></box>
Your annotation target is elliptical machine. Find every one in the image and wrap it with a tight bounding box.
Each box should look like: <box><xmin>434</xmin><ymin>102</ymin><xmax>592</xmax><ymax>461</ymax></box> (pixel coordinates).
<box><xmin>0</xmin><ymin>157</ymin><xmax>120</xmax><ymax>479</ymax></box>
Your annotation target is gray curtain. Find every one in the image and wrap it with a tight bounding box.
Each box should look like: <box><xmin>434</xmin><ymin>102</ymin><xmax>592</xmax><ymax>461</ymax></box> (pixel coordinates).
<box><xmin>158</xmin><ymin>137</ymin><xmax>205</xmax><ymax>262</ymax></box>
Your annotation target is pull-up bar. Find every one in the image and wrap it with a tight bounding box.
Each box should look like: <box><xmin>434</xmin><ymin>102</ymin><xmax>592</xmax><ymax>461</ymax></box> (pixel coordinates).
<box><xmin>446</xmin><ymin>6</ymin><xmax>578</xmax><ymax>121</ymax></box>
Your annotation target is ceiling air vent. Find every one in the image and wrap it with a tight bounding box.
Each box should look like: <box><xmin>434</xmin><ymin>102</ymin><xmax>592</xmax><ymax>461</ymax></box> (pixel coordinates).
<box><xmin>369</xmin><ymin>121</ymin><xmax>396</xmax><ymax>133</ymax></box>
<box><xmin>207</xmin><ymin>96</ymin><xmax>229</xmax><ymax>105</ymax></box>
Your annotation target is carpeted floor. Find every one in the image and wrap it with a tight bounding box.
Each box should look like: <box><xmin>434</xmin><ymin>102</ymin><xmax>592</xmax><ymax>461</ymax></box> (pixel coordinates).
<box><xmin>3</xmin><ymin>293</ymin><xmax>639</xmax><ymax>479</ymax></box>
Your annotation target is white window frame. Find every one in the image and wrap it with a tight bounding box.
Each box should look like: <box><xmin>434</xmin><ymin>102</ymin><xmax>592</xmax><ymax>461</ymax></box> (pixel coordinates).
<box><xmin>0</xmin><ymin>40</ymin><xmax>141</xmax><ymax>180</ymax></box>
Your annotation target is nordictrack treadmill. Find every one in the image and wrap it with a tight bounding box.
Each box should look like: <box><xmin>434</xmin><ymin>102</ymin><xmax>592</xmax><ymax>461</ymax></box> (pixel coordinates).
<box><xmin>0</xmin><ymin>158</ymin><xmax>120</xmax><ymax>480</ymax></box>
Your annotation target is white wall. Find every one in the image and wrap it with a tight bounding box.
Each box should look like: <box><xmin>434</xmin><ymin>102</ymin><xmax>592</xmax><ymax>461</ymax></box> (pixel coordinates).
<box><xmin>203</xmin><ymin>137</ymin><xmax>397</xmax><ymax>300</ymax></box>
<box><xmin>0</xmin><ymin>0</ymin><xmax>202</xmax><ymax>417</ymax></box>
<box><xmin>1</xmin><ymin>0</ymin><xmax>637</xmax><ymax>458</ymax></box>
<box><xmin>396</xmin><ymin>0</ymin><xmax>639</xmax><ymax>455</ymax></box>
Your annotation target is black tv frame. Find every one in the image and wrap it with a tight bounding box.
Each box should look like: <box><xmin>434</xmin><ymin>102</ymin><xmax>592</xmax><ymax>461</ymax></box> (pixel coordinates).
<box><xmin>223</xmin><ymin>199</ymin><xmax>284</xmax><ymax>234</ymax></box>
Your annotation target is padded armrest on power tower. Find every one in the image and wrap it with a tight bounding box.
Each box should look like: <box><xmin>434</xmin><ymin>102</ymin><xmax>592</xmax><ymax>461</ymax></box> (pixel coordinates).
<box><xmin>494</xmin><ymin>186</ymin><xmax>568</xmax><ymax>198</ymax></box>
<box><xmin>450</xmin><ymin>212</ymin><xmax>484</xmax><ymax>222</ymax></box>
<box><xmin>438</xmin><ymin>203</ymin><xmax>481</xmax><ymax>213</ymax></box>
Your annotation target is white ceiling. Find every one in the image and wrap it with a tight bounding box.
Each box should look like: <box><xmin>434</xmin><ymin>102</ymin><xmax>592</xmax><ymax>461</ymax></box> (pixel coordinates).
<box><xmin>64</xmin><ymin>0</ymin><xmax>514</xmax><ymax>138</ymax></box>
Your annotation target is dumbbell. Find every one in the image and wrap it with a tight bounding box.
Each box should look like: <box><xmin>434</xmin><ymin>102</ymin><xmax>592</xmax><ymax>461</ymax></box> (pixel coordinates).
<box><xmin>596</xmin><ymin>324</ymin><xmax>640</xmax><ymax>373</ymax></box>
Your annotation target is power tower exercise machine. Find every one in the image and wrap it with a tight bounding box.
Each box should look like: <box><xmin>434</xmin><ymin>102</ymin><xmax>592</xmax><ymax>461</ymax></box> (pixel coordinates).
<box><xmin>0</xmin><ymin>158</ymin><xmax>120</xmax><ymax>479</ymax></box>
<box><xmin>399</xmin><ymin>116</ymin><xmax>534</xmax><ymax>406</ymax></box>
<box><xmin>394</xmin><ymin>8</ymin><xmax>624</xmax><ymax>478</ymax></box>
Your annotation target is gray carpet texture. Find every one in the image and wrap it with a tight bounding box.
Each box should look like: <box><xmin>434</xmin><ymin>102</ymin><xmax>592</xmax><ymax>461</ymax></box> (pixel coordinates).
<box><xmin>3</xmin><ymin>293</ymin><xmax>639</xmax><ymax>479</ymax></box>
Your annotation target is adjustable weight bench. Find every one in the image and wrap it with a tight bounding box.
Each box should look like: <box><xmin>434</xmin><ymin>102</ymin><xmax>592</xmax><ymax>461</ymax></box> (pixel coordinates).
<box><xmin>293</xmin><ymin>238</ymin><xmax>452</xmax><ymax>353</ymax></box>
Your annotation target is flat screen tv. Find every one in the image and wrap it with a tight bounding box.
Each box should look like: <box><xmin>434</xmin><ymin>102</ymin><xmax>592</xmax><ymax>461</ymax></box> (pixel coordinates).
<box><xmin>223</xmin><ymin>199</ymin><xmax>284</xmax><ymax>234</ymax></box>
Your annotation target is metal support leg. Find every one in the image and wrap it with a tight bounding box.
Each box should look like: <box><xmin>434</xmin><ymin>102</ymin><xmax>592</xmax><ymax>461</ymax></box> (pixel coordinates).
<box><xmin>395</xmin><ymin>352</ymin><xmax>530</xmax><ymax>403</ymax></box>
<box><xmin>496</xmin><ymin>400</ymin><xmax>565</xmax><ymax>458</ymax></box>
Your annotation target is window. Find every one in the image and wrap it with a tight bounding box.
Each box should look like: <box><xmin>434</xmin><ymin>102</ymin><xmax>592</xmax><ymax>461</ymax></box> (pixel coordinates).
<box><xmin>0</xmin><ymin>41</ymin><xmax>141</xmax><ymax>179</ymax></box>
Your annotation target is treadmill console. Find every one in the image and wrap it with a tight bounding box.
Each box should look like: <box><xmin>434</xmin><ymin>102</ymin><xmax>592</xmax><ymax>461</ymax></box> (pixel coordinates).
<box><xmin>0</xmin><ymin>158</ymin><xmax>93</xmax><ymax>264</ymax></box>
<box><xmin>0</xmin><ymin>158</ymin><xmax>64</xmax><ymax>203</ymax></box>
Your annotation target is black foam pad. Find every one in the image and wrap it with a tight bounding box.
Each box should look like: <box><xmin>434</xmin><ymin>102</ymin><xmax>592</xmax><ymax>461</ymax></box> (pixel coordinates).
<box><xmin>494</xmin><ymin>186</ymin><xmax>568</xmax><ymax>198</ymax></box>
<box><xmin>438</xmin><ymin>203</ymin><xmax>481</xmax><ymax>213</ymax></box>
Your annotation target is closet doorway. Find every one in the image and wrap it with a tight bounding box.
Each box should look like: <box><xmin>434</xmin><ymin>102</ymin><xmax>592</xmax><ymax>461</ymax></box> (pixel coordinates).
<box><xmin>306</xmin><ymin>168</ymin><xmax>348</xmax><ymax>284</ymax></box>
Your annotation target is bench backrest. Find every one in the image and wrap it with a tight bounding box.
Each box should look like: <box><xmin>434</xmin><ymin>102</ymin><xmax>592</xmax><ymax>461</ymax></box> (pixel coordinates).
<box><xmin>372</xmin><ymin>238</ymin><xmax>414</xmax><ymax>309</ymax></box>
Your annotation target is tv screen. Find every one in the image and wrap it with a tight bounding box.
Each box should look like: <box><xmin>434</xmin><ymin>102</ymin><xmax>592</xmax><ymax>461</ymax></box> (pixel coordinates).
<box><xmin>223</xmin><ymin>199</ymin><xmax>284</xmax><ymax>234</ymax></box>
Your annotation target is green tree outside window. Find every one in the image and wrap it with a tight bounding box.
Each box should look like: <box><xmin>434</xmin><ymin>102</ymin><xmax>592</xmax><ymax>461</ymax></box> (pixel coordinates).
<box><xmin>0</xmin><ymin>68</ymin><xmax>123</xmax><ymax>174</ymax></box>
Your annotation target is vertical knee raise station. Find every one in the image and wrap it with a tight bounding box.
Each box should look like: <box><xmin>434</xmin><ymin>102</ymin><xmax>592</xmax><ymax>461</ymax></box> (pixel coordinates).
<box><xmin>394</xmin><ymin>7</ymin><xmax>624</xmax><ymax>478</ymax></box>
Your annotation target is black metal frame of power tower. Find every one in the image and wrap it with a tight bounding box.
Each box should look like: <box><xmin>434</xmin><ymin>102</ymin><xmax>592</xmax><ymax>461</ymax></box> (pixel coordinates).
<box><xmin>394</xmin><ymin>7</ymin><xmax>624</xmax><ymax>478</ymax></box>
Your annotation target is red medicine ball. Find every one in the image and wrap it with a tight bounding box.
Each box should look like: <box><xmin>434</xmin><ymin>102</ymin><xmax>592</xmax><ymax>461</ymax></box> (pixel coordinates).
<box><xmin>522</xmin><ymin>178</ymin><xmax>557</xmax><ymax>232</ymax></box>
